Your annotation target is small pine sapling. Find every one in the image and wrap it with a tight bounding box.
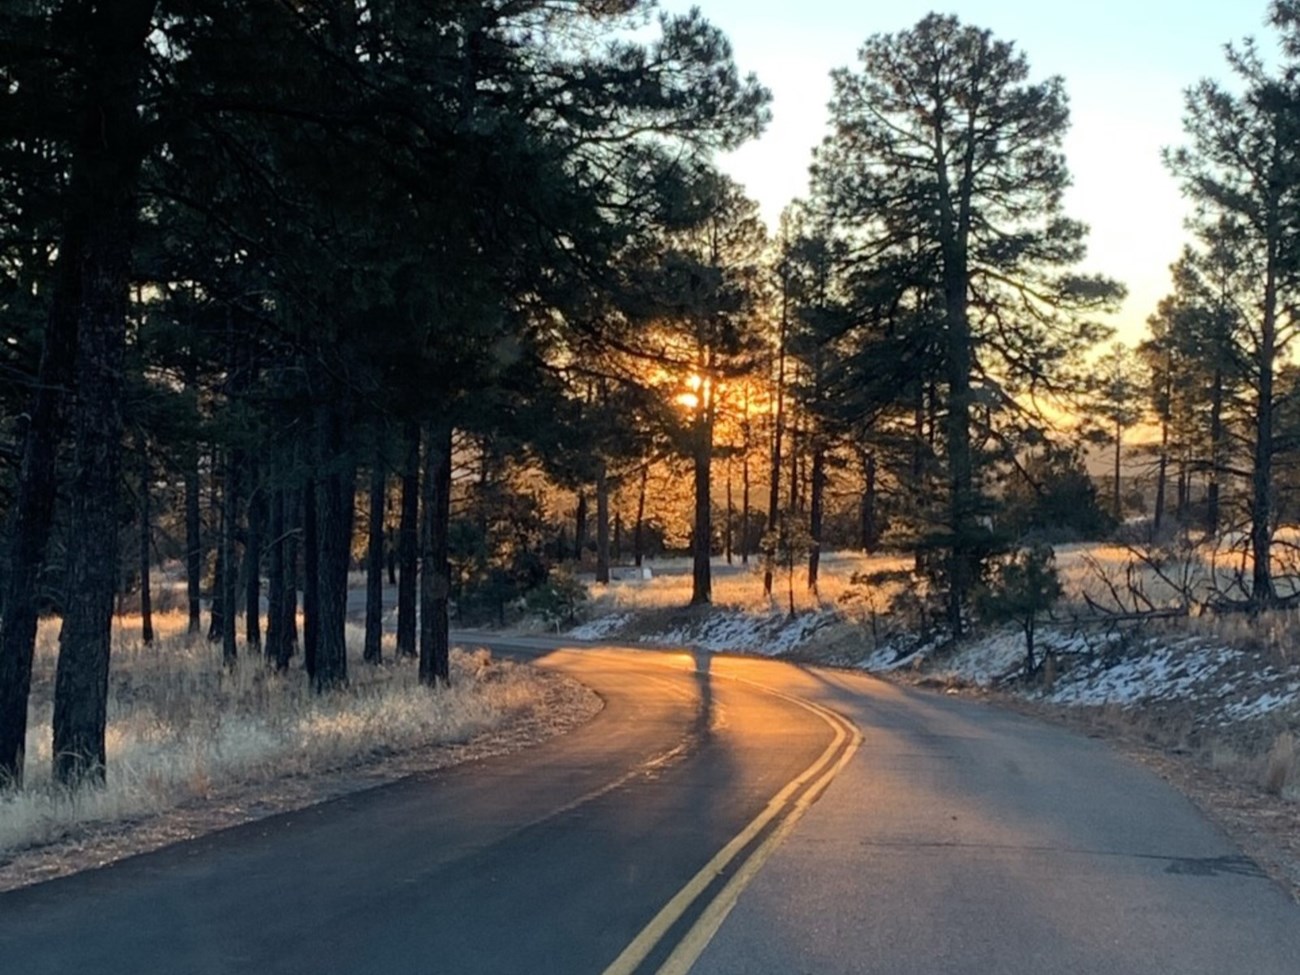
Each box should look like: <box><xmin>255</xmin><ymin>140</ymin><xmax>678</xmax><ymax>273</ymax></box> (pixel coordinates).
<box><xmin>976</xmin><ymin>544</ymin><xmax>1063</xmax><ymax>675</ymax></box>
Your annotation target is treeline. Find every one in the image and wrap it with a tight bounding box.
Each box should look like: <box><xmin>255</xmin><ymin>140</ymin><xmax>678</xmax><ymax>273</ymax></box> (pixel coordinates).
<box><xmin>0</xmin><ymin>0</ymin><xmax>769</xmax><ymax>788</ymax></box>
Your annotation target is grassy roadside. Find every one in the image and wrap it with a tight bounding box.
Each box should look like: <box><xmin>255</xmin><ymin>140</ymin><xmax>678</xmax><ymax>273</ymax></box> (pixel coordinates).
<box><xmin>0</xmin><ymin>611</ymin><xmax>601</xmax><ymax>891</ymax></box>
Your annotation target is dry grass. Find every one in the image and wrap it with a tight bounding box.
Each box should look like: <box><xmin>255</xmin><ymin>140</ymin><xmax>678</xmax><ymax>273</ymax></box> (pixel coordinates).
<box><xmin>1</xmin><ymin>611</ymin><xmax>555</xmax><ymax>857</ymax></box>
<box><xmin>1264</xmin><ymin>732</ymin><xmax>1298</xmax><ymax>798</ymax></box>
<box><xmin>586</xmin><ymin>552</ymin><xmax>914</xmax><ymax>617</ymax></box>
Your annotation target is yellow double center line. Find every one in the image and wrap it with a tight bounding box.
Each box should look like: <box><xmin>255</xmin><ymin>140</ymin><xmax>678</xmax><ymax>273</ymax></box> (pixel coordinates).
<box><xmin>601</xmin><ymin>674</ymin><xmax>863</xmax><ymax>975</ymax></box>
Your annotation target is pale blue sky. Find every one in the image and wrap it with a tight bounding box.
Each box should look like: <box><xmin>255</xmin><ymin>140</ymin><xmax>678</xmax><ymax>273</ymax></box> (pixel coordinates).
<box><xmin>660</xmin><ymin>1</ymin><xmax>1281</xmax><ymax>341</ymax></box>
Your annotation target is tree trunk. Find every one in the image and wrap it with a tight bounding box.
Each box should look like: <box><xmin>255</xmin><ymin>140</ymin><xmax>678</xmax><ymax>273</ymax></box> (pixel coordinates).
<box><xmin>419</xmin><ymin>421</ymin><xmax>452</xmax><ymax>687</ymax></box>
<box><xmin>595</xmin><ymin>463</ymin><xmax>610</xmax><ymax>585</ymax></box>
<box><xmin>184</xmin><ymin>402</ymin><xmax>203</xmax><ymax>636</ymax></box>
<box><xmin>364</xmin><ymin>447</ymin><xmax>385</xmax><ymax>665</ymax></box>
<box><xmin>302</xmin><ymin>477</ymin><xmax>319</xmax><ymax>680</ymax></box>
<box><xmin>574</xmin><ymin>491</ymin><xmax>588</xmax><ymax>563</ymax></box>
<box><xmin>633</xmin><ymin>464</ymin><xmax>647</xmax><ymax>568</ymax></box>
<box><xmin>807</xmin><ymin>444</ymin><xmax>825</xmax><ymax>591</ymax></box>
<box><xmin>741</xmin><ymin>441</ymin><xmax>751</xmax><ymax>565</ymax></box>
<box><xmin>397</xmin><ymin>420</ymin><xmax>419</xmax><ymax>658</ymax></box>
<box><xmin>1153</xmin><ymin>417</ymin><xmax>1168</xmax><ymax>538</ymax></box>
<box><xmin>764</xmin><ymin>280</ymin><xmax>789</xmax><ymax>597</ymax></box>
<box><xmin>313</xmin><ymin>405</ymin><xmax>353</xmax><ymax>691</ymax></box>
<box><xmin>52</xmin><ymin>0</ymin><xmax>159</xmax><ymax>787</ymax></box>
<box><xmin>724</xmin><ymin>457</ymin><xmax>734</xmax><ymax>565</ymax></box>
<box><xmin>1112</xmin><ymin>419</ymin><xmax>1122</xmax><ymax>519</ymax></box>
<box><xmin>279</xmin><ymin>487</ymin><xmax>299</xmax><ymax>669</ymax></box>
<box><xmin>266</xmin><ymin>484</ymin><xmax>287</xmax><ymax>666</ymax></box>
<box><xmin>0</xmin><ymin>3</ymin><xmax>158</xmax><ymax>787</ymax></box>
<box><xmin>691</xmin><ymin>415</ymin><xmax>713</xmax><ymax>606</ymax></box>
<box><xmin>220</xmin><ymin>448</ymin><xmax>238</xmax><ymax>667</ymax></box>
<box><xmin>1207</xmin><ymin>367</ymin><xmax>1224</xmax><ymax>537</ymax></box>
<box><xmin>1250</xmin><ymin>264</ymin><xmax>1278</xmax><ymax>607</ymax></box>
<box><xmin>138</xmin><ymin>440</ymin><xmax>153</xmax><ymax>645</ymax></box>
<box><xmin>861</xmin><ymin>450</ymin><xmax>878</xmax><ymax>554</ymax></box>
<box><xmin>244</xmin><ymin>477</ymin><xmax>263</xmax><ymax>652</ymax></box>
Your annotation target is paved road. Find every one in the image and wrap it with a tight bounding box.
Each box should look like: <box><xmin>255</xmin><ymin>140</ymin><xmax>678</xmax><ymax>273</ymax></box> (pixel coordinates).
<box><xmin>1</xmin><ymin>638</ymin><xmax>1298</xmax><ymax>974</ymax></box>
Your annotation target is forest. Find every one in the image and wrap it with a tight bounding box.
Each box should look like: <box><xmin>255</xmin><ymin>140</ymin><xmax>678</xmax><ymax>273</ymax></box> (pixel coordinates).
<box><xmin>4</xmin><ymin>0</ymin><xmax>1300</xmax><ymax>804</ymax></box>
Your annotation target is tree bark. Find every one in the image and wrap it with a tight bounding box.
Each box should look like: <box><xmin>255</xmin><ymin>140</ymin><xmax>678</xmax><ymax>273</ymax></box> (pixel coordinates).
<box><xmin>183</xmin><ymin>378</ymin><xmax>203</xmax><ymax>636</ymax></box>
<box><xmin>595</xmin><ymin>463</ymin><xmax>610</xmax><ymax>585</ymax></box>
<box><xmin>419</xmin><ymin>421</ymin><xmax>452</xmax><ymax>687</ymax></box>
<box><xmin>1207</xmin><ymin>367</ymin><xmax>1224</xmax><ymax>537</ymax></box>
<box><xmin>302</xmin><ymin>477</ymin><xmax>319</xmax><ymax>680</ymax></box>
<box><xmin>764</xmin><ymin>284</ymin><xmax>788</xmax><ymax>598</ymax></box>
<box><xmin>220</xmin><ymin>448</ymin><xmax>238</xmax><ymax>667</ymax></box>
<box><xmin>313</xmin><ymin>405</ymin><xmax>353</xmax><ymax>691</ymax></box>
<box><xmin>633</xmin><ymin>464</ymin><xmax>647</xmax><ymax>568</ymax></box>
<box><xmin>1250</xmin><ymin>258</ymin><xmax>1278</xmax><ymax>606</ymax></box>
<box><xmin>691</xmin><ymin>408</ymin><xmax>714</xmax><ymax>607</ymax></box>
<box><xmin>364</xmin><ymin>446</ymin><xmax>385</xmax><ymax>665</ymax></box>
<box><xmin>244</xmin><ymin>476</ymin><xmax>263</xmax><ymax>652</ymax></box>
<box><xmin>397</xmin><ymin>420</ymin><xmax>419</xmax><ymax>658</ymax></box>
<box><xmin>265</xmin><ymin>484</ymin><xmax>287</xmax><ymax>667</ymax></box>
<box><xmin>51</xmin><ymin>1</ymin><xmax>159</xmax><ymax>786</ymax></box>
<box><xmin>138</xmin><ymin>439</ymin><xmax>153</xmax><ymax>645</ymax></box>
<box><xmin>807</xmin><ymin>444</ymin><xmax>825</xmax><ymax>591</ymax></box>
<box><xmin>574</xmin><ymin>491</ymin><xmax>588</xmax><ymax>563</ymax></box>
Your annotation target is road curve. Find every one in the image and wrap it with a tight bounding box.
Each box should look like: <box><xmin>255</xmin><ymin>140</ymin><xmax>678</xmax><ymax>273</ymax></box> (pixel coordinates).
<box><xmin>0</xmin><ymin>641</ymin><xmax>852</xmax><ymax>974</ymax></box>
<box><xmin>1</xmin><ymin>638</ymin><xmax>1298</xmax><ymax>974</ymax></box>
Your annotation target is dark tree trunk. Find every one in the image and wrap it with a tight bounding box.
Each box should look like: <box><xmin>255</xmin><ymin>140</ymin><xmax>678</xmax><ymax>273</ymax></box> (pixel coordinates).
<box><xmin>184</xmin><ymin>395</ymin><xmax>202</xmax><ymax>636</ymax></box>
<box><xmin>861</xmin><ymin>450</ymin><xmax>879</xmax><ymax>553</ymax></box>
<box><xmin>220</xmin><ymin>449</ymin><xmax>238</xmax><ymax>667</ymax></box>
<box><xmin>280</xmin><ymin>487</ymin><xmax>299</xmax><ymax>668</ymax></box>
<box><xmin>364</xmin><ymin>448</ymin><xmax>385</xmax><ymax>665</ymax></box>
<box><xmin>807</xmin><ymin>445</ymin><xmax>826</xmax><ymax>591</ymax></box>
<box><xmin>207</xmin><ymin>524</ymin><xmax>225</xmax><ymax>643</ymax></box>
<box><xmin>313</xmin><ymin>405</ymin><xmax>353</xmax><ymax>691</ymax></box>
<box><xmin>1112</xmin><ymin>420</ymin><xmax>1123</xmax><ymax>519</ymax></box>
<box><xmin>764</xmin><ymin>292</ymin><xmax>788</xmax><ymax>597</ymax></box>
<box><xmin>1250</xmin><ymin>266</ymin><xmax>1278</xmax><ymax>606</ymax></box>
<box><xmin>244</xmin><ymin>478</ymin><xmax>263</xmax><ymax>652</ymax></box>
<box><xmin>1207</xmin><ymin>367</ymin><xmax>1224</xmax><ymax>537</ymax></box>
<box><xmin>419</xmin><ymin>421</ymin><xmax>452</xmax><ymax>687</ymax></box>
<box><xmin>302</xmin><ymin>477</ymin><xmax>319</xmax><ymax>680</ymax></box>
<box><xmin>397</xmin><ymin>420</ymin><xmax>419</xmax><ymax>658</ymax></box>
<box><xmin>265</xmin><ymin>485</ymin><xmax>287</xmax><ymax>666</ymax></box>
<box><xmin>138</xmin><ymin>440</ymin><xmax>153</xmax><ymax>645</ymax></box>
<box><xmin>741</xmin><ymin>441</ymin><xmax>751</xmax><ymax>565</ymax></box>
<box><xmin>574</xmin><ymin>491</ymin><xmax>588</xmax><ymax>563</ymax></box>
<box><xmin>51</xmin><ymin>1</ymin><xmax>159</xmax><ymax>788</ymax></box>
<box><xmin>724</xmin><ymin>457</ymin><xmax>734</xmax><ymax>565</ymax></box>
<box><xmin>595</xmin><ymin>463</ymin><xmax>610</xmax><ymax>585</ymax></box>
<box><xmin>691</xmin><ymin>413</ymin><xmax>713</xmax><ymax>607</ymax></box>
<box><xmin>633</xmin><ymin>464</ymin><xmax>647</xmax><ymax>568</ymax></box>
<box><xmin>1</xmin><ymin>2</ymin><xmax>157</xmax><ymax>787</ymax></box>
<box><xmin>1153</xmin><ymin>418</ymin><xmax>1169</xmax><ymax>537</ymax></box>
<box><xmin>613</xmin><ymin>513</ymin><xmax>622</xmax><ymax>563</ymax></box>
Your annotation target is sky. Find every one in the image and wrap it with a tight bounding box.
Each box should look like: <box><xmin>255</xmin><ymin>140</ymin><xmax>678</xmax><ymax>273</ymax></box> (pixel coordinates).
<box><xmin>657</xmin><ymin>0</ymin><xmax>1284</xmax><ymax>345</ymax></box>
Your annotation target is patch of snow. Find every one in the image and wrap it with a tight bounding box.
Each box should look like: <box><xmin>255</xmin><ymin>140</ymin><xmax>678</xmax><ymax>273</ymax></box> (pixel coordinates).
<box><xmin>567</xmin><ymin>614</ymin><xmax>631</xmax><ymax>641</ymax></box>
<box><xmin>639</xmin><ymin>609</ymin><xmax>836</xmax><ymax>656</ymax></box>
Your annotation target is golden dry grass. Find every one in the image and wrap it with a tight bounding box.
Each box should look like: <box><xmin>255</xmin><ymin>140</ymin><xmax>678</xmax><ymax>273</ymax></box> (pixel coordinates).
<box><xmin>1</xmin><ymin>611</ymin><xmax>554</xmax><ymax>857</ymax></box>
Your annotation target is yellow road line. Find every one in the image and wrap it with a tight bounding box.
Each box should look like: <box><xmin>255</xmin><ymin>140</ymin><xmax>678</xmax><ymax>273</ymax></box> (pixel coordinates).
<box><xmin>600</xmin><ymin>674</ymin><xmax>859</xmax><ymax>975</ymax></box>
<box><xmin>656</xmin><ymin>715</ymin><xmax>863</xmax><ymax>974</ymax></box>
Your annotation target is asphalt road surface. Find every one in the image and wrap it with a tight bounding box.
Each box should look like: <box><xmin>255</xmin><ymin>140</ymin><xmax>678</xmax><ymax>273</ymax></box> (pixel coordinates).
<box><xmin>1</xmin><ymin>637</ymin><xmax>1297</xmax><ymax>974</ymax></box>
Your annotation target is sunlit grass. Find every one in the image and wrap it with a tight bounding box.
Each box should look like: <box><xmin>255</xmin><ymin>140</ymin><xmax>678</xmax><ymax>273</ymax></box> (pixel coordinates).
<box><xmin>2</xmin><ymin>613</ymin><xmax>551</xmax><ymax>857</ymax></box>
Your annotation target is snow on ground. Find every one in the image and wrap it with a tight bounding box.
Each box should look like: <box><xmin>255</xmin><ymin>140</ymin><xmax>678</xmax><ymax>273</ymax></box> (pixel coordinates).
<box><xmin>638</xmin><ymin>609</ymin><xmax>836</xmax><ymax>656</ymax></box>
<box><xmin>567</xmin><ymin>614</ymin><xmax>632</xmax><ymax>641</ymax></box>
